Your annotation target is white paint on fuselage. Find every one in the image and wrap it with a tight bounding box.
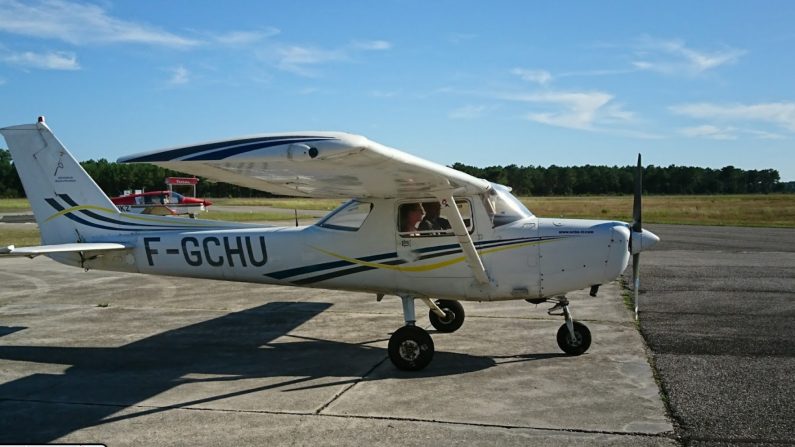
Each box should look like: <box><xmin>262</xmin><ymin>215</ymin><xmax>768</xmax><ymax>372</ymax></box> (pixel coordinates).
<box><xmin>76</xmin><ymin>196</ymin><xmax>632</xmax><ymax>302</ymax></box>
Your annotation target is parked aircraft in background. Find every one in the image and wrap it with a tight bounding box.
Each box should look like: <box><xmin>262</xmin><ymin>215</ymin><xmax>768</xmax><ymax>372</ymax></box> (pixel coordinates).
<box><xmin>0</xmin><ymin>118</ymin><xmax>658</xmax><ymax>370</ymax></box>
<box><xmin>110</xmin><ymin>190</ymin><xmax>212</xmax><ymax>217</ymax></box>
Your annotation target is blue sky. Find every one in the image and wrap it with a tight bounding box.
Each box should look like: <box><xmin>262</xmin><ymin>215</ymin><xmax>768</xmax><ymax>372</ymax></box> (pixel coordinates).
<box><xmin>2</xmin><ymin>0</ymin><xmax>795</xmax><ymax>181</ymax></box>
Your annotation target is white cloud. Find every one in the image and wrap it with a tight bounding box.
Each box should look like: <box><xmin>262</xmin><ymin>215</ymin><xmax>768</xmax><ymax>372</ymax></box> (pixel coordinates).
<box><xmin>601</xmin><ymin>103</ymin><xmax>636</xmax><ymax>123</ymax></box>
<box><xmin>264</xmin><ymin>39</ymin><xmax>391</xmax><ymax>77</ymax></box>
<box><xmin>743</xmin><ymin>129</ymin><xmax>785</xmax><ymax>140</ymax></box>
<box><xmin>3</xmin><ymin>50</ymin><xmax>80</xmax><ymax>70</ymax></box>
<box><xmin>369</xmin><ymin>90</ymin><xmax>399</xmax><ymax>98</ymax></box>
<box><xmin>558</xmin><ymin>68</ymin><xmax>637</xmax><ymax>78</ymax></box>
<box><xmin>632</xmin><ymin>36</ymin><xmax>745</xmax><ymax>76</ymax></box>
<box><xmin>670</xmin><ymin>102</ymin><xmax>795</xmax><ymax>132</ymax></box>
<box><xmin>505</xmin><ymin>91</ymin><xmax>615</xmax><ymax>130</ymax></box>
<box><xmin>213</xmin><ymin>28</ymin><xmax>280</xmax><ymax>46</ymax></box>
<box><xmin>167</xmin><ymin>65</ymin><xmax>189</xmax><ymax>85</ymax></box>
<box><xmin>352</xmin><ymin>40</ymin><xmax>392</xmax><ymax>51</ymax></box>
<box><xmin>272</xmin><ymin>45</ymin><xmax>345</xmax><ymax>76</ymax></box>
<box><xmin>0</xmin><ymin>0</ymin><xmax>199</xmax><ymax>47</ymax></box>
<box><xmin>486</xmin><ymin>89</ymin><xmax>653</xmax><ymax>136</ymax></box>
<box><xmin>511</xmin><ymin>68</ymin><xmax>552</xmax><ymax>85</ymax></box>
<box><xmin>449</xmin><ymin>105</ymin><xmax>490</xmax><ymax>120</ymax></box>
<box><xmin>678</xmin><ymin>124</ymin><xmax>786</xmax><ymax>141</ymax></box>
<box><xmin>679</xmin><ymin>125</ymin><xmax>737</xmax><ymax>140</ymax></box>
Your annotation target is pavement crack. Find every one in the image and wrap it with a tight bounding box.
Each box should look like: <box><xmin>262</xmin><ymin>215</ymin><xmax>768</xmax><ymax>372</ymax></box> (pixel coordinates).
<box><xmin>1</xmin><ymin>396</ymin><xmax>675</xmax><ymax>440</ymax></box>
<box><xmin>313</xmin><ymin>355</ymin><xmax>389</xmax><ymax>415</ymax></box>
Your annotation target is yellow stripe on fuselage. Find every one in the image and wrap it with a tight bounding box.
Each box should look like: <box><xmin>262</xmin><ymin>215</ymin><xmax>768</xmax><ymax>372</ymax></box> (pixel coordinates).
<box><xmin>312</xmin><ymin>239</ymin><xmax>554</xmax><ymax>273</ymax></box>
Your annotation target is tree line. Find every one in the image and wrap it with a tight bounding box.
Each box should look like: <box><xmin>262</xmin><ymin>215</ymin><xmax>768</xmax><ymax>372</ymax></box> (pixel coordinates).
<box><xmin>0</xmin><ymin>149</ymin><xmax>789</xmax><ymax>198</ymax></box>
<box><xmin>451</xmin><ymin>163</ymin><xmax>785</xmax><ymax>195</ymax></box>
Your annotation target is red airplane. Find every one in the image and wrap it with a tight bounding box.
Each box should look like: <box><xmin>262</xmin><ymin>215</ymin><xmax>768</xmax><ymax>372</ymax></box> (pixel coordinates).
<box><xmin>110</xmin><ymin>190</ymin><xmax>212</xmax><ymax>217</ymax></box>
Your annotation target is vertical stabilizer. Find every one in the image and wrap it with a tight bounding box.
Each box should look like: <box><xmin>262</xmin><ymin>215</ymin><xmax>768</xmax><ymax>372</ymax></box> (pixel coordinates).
<box><xmin>1</xmin><ymin>119</ymin><xmax>119</xmax><ymax>244</ymax></box>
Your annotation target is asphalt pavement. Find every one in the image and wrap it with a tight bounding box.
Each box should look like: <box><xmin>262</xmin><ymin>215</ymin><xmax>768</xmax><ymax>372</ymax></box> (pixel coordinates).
<box><xmin>633</xmin><ymin>224</ymin><xmax>795</xmax><ymax>446</ymax></box>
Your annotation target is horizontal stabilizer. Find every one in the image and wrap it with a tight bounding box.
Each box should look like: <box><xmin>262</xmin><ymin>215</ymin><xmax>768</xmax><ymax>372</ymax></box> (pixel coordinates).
<box><xmin>0</xmin><ymin>242</ymin><xmax>129</xmax><ymax>258</ymax></box>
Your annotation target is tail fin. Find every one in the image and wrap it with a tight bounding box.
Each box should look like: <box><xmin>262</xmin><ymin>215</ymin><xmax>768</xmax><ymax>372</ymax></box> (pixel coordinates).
<box><xmin>1</xmin><ymin>119</ymin><xmax>121</xmax><ymax>244</ymax></box>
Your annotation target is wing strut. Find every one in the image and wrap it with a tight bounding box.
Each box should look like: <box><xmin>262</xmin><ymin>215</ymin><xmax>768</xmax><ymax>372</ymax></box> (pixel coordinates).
<box><xmin>437</xmin><ymin>193</ymin><xmax>490</xmax><ymax>285</ymax></box>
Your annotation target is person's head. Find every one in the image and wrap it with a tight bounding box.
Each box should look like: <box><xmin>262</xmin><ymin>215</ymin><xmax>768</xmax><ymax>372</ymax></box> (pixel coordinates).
<box><xmin>423</xmin><ymin>201</ymin><xmax>441</xmax><ymax>218</ymax></box>
<box><xmin>401</xmin><ymin>203</ymin><xmax>425</xmax><ymax>231</ymax></box>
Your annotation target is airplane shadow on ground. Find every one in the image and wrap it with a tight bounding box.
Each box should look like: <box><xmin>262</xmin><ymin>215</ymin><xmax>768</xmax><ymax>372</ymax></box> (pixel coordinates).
<box><xmin>0</xmin><ymin>301</ymin><xmax>564</xmax><ymax>443</ymax></box>
<box><xmin>0</xmin><ymin>326</ymin><xmax>26</xmax><ymax>338</ymax></box>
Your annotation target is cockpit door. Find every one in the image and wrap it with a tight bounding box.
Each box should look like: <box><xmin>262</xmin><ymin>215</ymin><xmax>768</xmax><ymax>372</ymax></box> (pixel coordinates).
<box><xmin>395</xmin><ymin>199</ymin><xmax>473</xmax><ymax>278</ymax></box>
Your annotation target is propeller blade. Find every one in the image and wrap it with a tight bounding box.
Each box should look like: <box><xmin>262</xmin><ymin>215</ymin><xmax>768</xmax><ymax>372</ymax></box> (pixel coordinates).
<box><xmin>632</xmin><ymin>153</ymin><xmax>642</xmax><ymax>233</ymax></box>
<box><xmin>632</xmin><ymin>154</ymin><xmax>642</xmax><ymax>319</ymax></box>
<box><xmin>633</xmin><ymin>253</ymin><xmax>640</xmax><ymax>320</ymax></box>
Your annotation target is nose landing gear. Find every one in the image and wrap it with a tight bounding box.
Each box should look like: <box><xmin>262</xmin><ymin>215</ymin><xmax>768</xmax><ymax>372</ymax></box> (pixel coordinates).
<box><xmin>547</xmin><ymin>297</ymin><xmax>592</xmax><ymax>355</ymax></box>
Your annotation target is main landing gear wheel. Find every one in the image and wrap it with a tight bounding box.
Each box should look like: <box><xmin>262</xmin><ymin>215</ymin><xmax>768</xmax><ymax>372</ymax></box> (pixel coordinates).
<box><xmin>556</xmin><ymin>321</ymin><xmax>591</xmax><ymax>355</ymax></box>
<box><xmin>388</xmin><ymin>325</ymin><xmax>435</xmax><ymax>371</ymax></box>
<box><xmin>428</xmin><ymin>299</ymin><xmax>465</xmax><ymax>333</ymax></box>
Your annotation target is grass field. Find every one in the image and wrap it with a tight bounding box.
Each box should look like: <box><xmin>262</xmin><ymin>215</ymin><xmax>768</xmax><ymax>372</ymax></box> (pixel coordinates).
<box><xmin>0</xmin><ymin>198</ymin><xmax>33</xmax><ymax>213</ymax></box>
<box><xmin>521</xmin><ymin>194</ymin><xmax>795</xmax><ymax>228</ymax></box>
<box><xmin>210</xmin><ymin>197</ymin><xmax>343</xmax><ymax>210</ymax></box>
<box><xmin>0</xmin><ymin>227</ymin><xmax>41</xmax><ymax>247</ymax></box>
<box><xmin>200</xmin><ymin>211</ymin><xmax>301</xmax><ymax>222</ymax></box>
<box><xmin>2</xmin><ymin>194</ymin><xmax>793</xmax><ymax>246</ymax></box>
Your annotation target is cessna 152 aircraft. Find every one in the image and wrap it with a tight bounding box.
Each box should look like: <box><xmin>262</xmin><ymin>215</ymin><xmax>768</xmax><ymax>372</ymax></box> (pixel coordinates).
<box><xmin>0</xmin><ymin>118</ymin><xmax>659</xmax><ymax>371</ymax></box>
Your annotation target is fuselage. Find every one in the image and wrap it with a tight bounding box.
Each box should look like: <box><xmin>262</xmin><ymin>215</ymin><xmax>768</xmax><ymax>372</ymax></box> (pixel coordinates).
<box><xmin>74</xmin><ymin>193</ymin><xmax>635</xmax><ymax>302</ymax></box>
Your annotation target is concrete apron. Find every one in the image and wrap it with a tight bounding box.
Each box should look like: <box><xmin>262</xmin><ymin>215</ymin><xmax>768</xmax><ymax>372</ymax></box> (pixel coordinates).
<box><xmin>0</xmin><ymin>257</ymin><xmax>674</xmax><ymax>446</ymax></box>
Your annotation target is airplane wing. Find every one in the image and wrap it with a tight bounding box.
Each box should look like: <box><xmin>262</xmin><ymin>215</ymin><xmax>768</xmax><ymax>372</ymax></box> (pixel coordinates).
<box><xmin>0</xmin><ymin>243</ymin><xmax>129</xmax><ymax>258</ymax></box>
<box><xmin>118</xmin><ymin>132</ymin><xmax>490</xmax><ymax>198</ymax></box>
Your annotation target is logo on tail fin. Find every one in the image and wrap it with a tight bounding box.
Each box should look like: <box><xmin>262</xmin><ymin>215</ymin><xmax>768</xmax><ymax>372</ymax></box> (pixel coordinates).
<box><xmin>53</xmin><ymin>150</ymin><xmax>65</xmax><ymax>176</ymax></box>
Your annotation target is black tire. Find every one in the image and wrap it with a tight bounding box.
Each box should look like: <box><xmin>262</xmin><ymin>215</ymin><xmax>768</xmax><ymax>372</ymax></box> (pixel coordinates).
<box><xmin>428</xmin><ymin>299</ymin><xmax>465</xmax><ymax>333</ymax></box>
<box><xmin>388</xmin><ymin>325</ymin><xmax>435</xmax><ymax>371</ymax></box>
<box><xmin>556</xmin><ymin>321</ymin><xmax>592</xmax><ymax>355</ymax></box>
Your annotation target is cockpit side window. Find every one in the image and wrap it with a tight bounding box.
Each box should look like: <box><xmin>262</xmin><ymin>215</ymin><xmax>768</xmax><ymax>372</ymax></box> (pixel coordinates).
<box><xmin>317</xmin><ymin>200</ymin><xmax>373</xmax><ymax>231</ymax></box>
<box><xmin>398</xmin><ymin>199</ymin><xmax>472</xmax><ymax>237</ymax></box>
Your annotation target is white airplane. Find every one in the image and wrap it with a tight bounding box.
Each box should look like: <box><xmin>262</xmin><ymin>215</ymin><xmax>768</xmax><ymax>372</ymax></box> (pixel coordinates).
<box><xmin>0</xmin><ymin>118</ymin><xmax>659</xmax><ymax>371</ymax></box>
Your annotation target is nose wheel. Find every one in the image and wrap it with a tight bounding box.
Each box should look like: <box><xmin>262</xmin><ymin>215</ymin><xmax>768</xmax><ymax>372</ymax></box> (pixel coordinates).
<box><xmin>547</xmin><ymin>297</ymin><xmax>592</xmax><ymax>355</ymax></box>
<box><xmin>556</xmin><ymin>321</ymin><xmax>591</xmax><ymax>355</ymax></box>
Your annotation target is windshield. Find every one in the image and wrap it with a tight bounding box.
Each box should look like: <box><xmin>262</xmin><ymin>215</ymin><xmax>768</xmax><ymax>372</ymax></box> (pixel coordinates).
<box><xmin>484</xmin><ymin>182</ymin><xmax>533</xmax><ymax>227</ymax></box>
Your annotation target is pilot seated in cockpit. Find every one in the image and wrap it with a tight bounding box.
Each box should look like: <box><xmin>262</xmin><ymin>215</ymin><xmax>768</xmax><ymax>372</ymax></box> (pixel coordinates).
<box><xmin>418</xmin><ymin>201</ymin><xmax>451</xmax><ymax>232</ymax></box>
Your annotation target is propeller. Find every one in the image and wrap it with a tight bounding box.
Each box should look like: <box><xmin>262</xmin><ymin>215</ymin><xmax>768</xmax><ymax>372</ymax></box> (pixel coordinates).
<box><xmin>632</xmin><ymin>154</ymin><xmax>642</xmax><ymax>319</ymax></box>
<box><xmin>630</xmin><ymin>153</ymin><xmax>659</xmax><ymax>320</ymax></box>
